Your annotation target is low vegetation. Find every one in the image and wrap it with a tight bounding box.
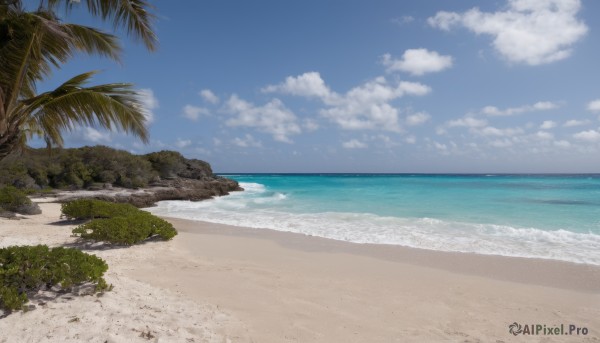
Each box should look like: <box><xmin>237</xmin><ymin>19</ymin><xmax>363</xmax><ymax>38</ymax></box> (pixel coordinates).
<box><xmin>0</xmin><ymin>146</ymin><xmax>213</xmax><ymax>191</ymax></box>
<box><xmin>61</xmin><ymin>199</ymin><xmax>138</xmax><ymax>220</ymax></box>
<box><xmin>0</xmin><ymin>186</ymin><xmax>41</xmax><ymax>216</ymax></box>
<box><xmin>66</xmin><ymin>199</ymin><xmax>177</xmax><ymax>245</ymax></box>
<box><xmin>0</xmin><ymin>245</ymin><xmax>108</xmax><ymax>311</ymax></box>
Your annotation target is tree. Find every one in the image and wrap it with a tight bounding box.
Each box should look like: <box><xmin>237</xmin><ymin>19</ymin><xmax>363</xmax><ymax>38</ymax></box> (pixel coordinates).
<box><xmin>0</xmin><ymin>0</ymin><xmax>157</xmax><ymax>161</ymax></box>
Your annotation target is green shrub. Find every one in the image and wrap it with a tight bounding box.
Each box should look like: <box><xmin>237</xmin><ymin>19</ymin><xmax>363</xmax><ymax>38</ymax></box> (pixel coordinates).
<box><xmin>0</xmin><ymin>186</ymin><xmax>41</xmax><ymax>215</ymax></box>
<box><xmin>65</xmin><ymin>199</ymin><xmax>178</xmax><ymax>245</ymax></box>
<box><xmin>61</xmin><ymin>199</ymin><xmax>138</xmax><ymax>220</ymax></box>
<box><xmin>0</xmin><ymin>245</ymin><xmax>108</xmax><ymax>311</ymax></box>
<box><xmin>72</xmin><ymin>211</ymin><xmax>177</xmax><ymax>245</ymax></box>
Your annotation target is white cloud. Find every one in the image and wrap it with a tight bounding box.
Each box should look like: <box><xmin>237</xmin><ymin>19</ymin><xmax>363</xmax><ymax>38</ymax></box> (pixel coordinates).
<box><xmin>563</xmin><ymin>119</ymin><xmax>590</xmax><ymax>127</ymax></box>
<box><xmin>175</xmin><ymin>138</ymin><xmax>192</xmax><ymax>148</ymax></box>
<box><xmin>489</xmin><ymin>139</ymin><xmax>513</xmax><ymax>148</ymax></box>
<box><xmin>446</xmin><ymin>116</ymin><xmax>488</xmax><ymax>128</ymax></box>
<box><xmin>182</xmin><ymin>105</ymin><xmax>210</xmax><ymax>121</ymax></box>
<box><xmin>539</xmin><ymin>120</ymin><xmax>557</xmax><ymax>129</ymax></box>
<box><xmin>428</xmin><ymin>0</ymin><xmax>588</xmax><ymax>65</ymax></box>
<box><xmin>405</xmin><ymin>135</ymin><xmax>416</xmax><ymax>144</ymax></box>
<box><xmin>194</xmin><ymin>147</ymin><xmax>211</xmax><ymax>156</ymax></box>
<box><xmin>482</xmin><ymin>101</ymin><xmax>559</xmax><ymax>116</ymax></box>
<box><xmin>433</xmin><ymin>141</ymin><xmax>448</xmax><ymax>151</ymax></box>
<box><xmin>573</xmin><ymin>130</ymin><xmax>600</xmax><ymax>142</ymax></box>
<box><xmin>264</xmin><ymin>72</ymin><xmax>430</xmax><ymax>132</ymax></box>
<box><xmin>232</xmin><ymin>134</ymin><xmax>262</xmax><ymax>148</ymax></box>
<box><xmin>587</xmin><ymin>99</ymin><xmax>600</xmax><ymax>112</ymax></box>
<box><xmin>478</xmin><ymin>126</ymin><xmax>524</xmax><ymax>137</ymax></box>
<box><xmin>200</xmin><ymin>89</ymin><xmax>220</xmax><ymax>104</ymax></box>
<box><xmin>382</xmin><ymin>49</ymin><xmax>453</xmax><ymax>75</ymax></box>
<box><xmin>224</xmin><ymin>95</ymin><xmax>301</xmax><ymax>143</ymax></box>
<box><xmin>262</xmin><ymin>72</ymin><xmax>335</xmax><ymax>100</ymax></box>
<box><xmin>137</xmin><ymin>88</ymin><xmax>158</xmax><ymax>124</ymax></box>
<box><xmin>342</xmin><ymin>139</ymin><xmax>367</xmax><ymax>149</ymax></box>
<box><xmin>554</xmin><ymin>140</ymin><xmax>571</xmax><ymax>148</ymax></box>
<box><xmin>82</xmin><ymin>127</ymin><xmax>110</xmax><ymax>143</ymax></box>
<box><xmin>302</xmin><ymin>118</ymin><xmax>320</xmax><ymax>132</ymax></box>
<box><xmin>320</xmin><ymin>77</ymin><xmax>430</xmax><ymax>131</ymax></box>
<box><xmin>406</xmin><ymin>112</ymin><xmax>431</xmax><ymax>126</ymax></box>
<box><xmin>534</xmin><ymin>131</ymin><xmax>554</xmax><ymax>140</ymax></box>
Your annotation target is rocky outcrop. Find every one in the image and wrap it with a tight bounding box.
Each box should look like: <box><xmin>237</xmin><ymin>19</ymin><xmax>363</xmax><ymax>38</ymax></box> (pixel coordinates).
<box><xmin>48</xmin><ymin>154</ymin><xmax>243</xmax><ymax>207</ymax></box>
<box><xmin>52</xmin><ymin>176</ymin><xmax>243</xmax><ymax>208</ymax></box>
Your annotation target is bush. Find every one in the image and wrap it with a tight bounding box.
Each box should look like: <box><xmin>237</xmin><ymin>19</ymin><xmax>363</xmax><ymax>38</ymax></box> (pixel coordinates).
<box><xmin>61</xmin><ymin>199</ymin><xmax>138</xmax><ymax>220</ymax></box>
<box><xmin>0</xmin><ymin>245</ymin><xmax>108</xmax><ymax>311</ymax></box>
<box><xmin>65</xmin><ymin>199</ymin><xmax>178</xmax><ymax>245</ymax></box>
<box><xmin>0</xmin><ymin>186</ymin><xmax>41</xmax><ymax>215</ymax></box>
<box><xmin>73</xmin><ymin>212</ymin><xmax>177</xmax><ymax>245</ymax></box>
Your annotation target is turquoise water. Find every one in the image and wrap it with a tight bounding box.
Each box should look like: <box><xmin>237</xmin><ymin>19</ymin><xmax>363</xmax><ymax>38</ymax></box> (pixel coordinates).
<box><xmin>148</xmin><ymin>174</ymin><xmax>600</xmax><ymax>265</ymax></box>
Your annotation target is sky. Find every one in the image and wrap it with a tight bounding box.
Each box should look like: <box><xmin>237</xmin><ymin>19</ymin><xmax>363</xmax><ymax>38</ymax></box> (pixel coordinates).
<box><xmin>29</xmin><ymin>0</ymin><xmax>600</xmax><ymax>173</ymax></box>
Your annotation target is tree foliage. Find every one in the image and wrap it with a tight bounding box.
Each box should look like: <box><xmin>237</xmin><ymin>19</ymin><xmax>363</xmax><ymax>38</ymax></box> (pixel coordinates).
<box><xmin>0</xmin><ymin>0</ymin><xmax>157</xmax><ymax>161</ymax></box>
<box><xmin>0</xmin><ymin>146</ymin><xmax>214</xmax><ymax>190</ymax></box>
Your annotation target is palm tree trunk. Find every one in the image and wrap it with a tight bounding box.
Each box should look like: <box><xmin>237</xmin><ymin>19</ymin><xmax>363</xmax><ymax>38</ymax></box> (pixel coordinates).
<box><xmin>0</xmin><ymin>129</ymin><xmax>20</xmax><ymax>161</ymax></box>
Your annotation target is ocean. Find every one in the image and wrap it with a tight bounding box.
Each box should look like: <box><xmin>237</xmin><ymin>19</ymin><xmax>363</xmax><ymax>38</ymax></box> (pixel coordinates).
<box><xmin>147</xmin><ymin>174</ymin><xmax>600</xmax><ymax>265</ymax></box>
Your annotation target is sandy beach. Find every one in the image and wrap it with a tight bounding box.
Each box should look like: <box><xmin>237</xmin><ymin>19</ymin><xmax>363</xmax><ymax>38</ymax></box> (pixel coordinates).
<box><xmin>1</xmin><ymin>202</ymin><xmax>599</xmax><ymax>342</ymax></box>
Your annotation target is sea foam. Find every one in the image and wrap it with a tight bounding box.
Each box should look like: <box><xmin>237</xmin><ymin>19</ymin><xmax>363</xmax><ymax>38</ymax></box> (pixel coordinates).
<box><xmin>148</xmin><ymin>182</ymin><xmax>600</xmax><ymax>265</ymax></box>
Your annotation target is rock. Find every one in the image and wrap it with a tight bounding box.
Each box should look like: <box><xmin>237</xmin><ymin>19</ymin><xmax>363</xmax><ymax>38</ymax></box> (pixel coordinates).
<box><xmin>55</xmin><ymin>174</ymin><xmax>243</xmax><ymax>208</ymax></box>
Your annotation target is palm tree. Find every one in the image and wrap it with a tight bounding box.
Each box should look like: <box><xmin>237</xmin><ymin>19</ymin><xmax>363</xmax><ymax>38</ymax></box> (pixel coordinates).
<box><xmin>0</xmin><ymin>0</ymin><xmax>157</xmax><ymax>161</ymax></box>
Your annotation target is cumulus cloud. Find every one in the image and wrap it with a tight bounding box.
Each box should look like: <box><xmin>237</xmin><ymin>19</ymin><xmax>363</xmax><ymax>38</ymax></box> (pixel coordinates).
<box><xmin>200</xmin><ymin>89</ymin><xmax>220</xmax><ymax>104</ymax></box>
<box><xmin>554</xmin><ymin>140</ymin><xmax>571</xmax><ymax>148</ymax></box>
<box><xmin>539</xmin><ymin>120</ymin><xmax>557</xmax><ymax>129</ymax></box>
<box><xmin>137</xmin><ymin>88</ymin><xmax>158</xmax><ymax>124</ymax></box>
<box><xmin>182</xmin><ymin>105</ymin><xmax>210</xmax><ymax>121</ymax></box>
<box><xmin>406</xmin><ymin>112</ymin><xmax>431</xmax><ymax>126</ymax></box>
<box><xmin>573</xmin><ymin>130</ymin><xmax>600</xmax><ymax>142</ymax></box>
<box><xmin>262</xmin><ymin>72</ymin><xmax>335</xmax><ymax>100</ymax></box>
<box><xmin>534</xmin><ymin>131</ymin><xmax>554</xmax><ymax>140</ymax></box>
<box><xmin>428</xmin><ymin>0</ymin><xmax>588</xmax><ymax>65</ymax></box>
<box><xmin>342</xmin><ymin>139</ymin><xmax>367</xmax><ymax>149</ymax></box>
<box><xmin>320</xmin><ymin>77</ymin><xmax>430</xmax><ymax>131</ymax></box>
<box><xmin>381</xmin><ymin>49</ymin><xmax>453</xmax><ymax>75</ymax></box>
<box><xmin>232</xmin><ymin>134</ymin><xmax>262</xmax><ymax>148</ymax></box>
<box><xmin>446</xmin><ymin>116</ymin><xmax>488</xmax><ymax>128</ymax></box>
<box><xmin>302</xmin><ymin>118</ymin><xmax>320</xmax><ymax>132</ymax></box>
<box><xmin>81</xmin><ymin>127</ymin><xmax>110</xmax><ymax>143</ymax></box>
<box><xmin>175</xmin><ymin>138</ymin><xmax>192</xmax><ymax>148</ymax></box>
<box><xmin>563</xmin><ymin>119</ymin><xmax>590</xmax><ymax>127</ymax></box>
<box><xmin>477</xmin><ymin>126</ymin><xmax>524</xmax><ymax>137</ymax></box>
<box><xmin>224</xmin><ymin>95</ymin><xmax>301</xmax><ymax>143</ymax></box>
<box><xmin>264</xmin><ymin>72</ymin><xmax>430</xmax><ymax>132</ymax></box>
<box><xmin>433</xmin><ymin>141</ymin><xmax>448</xmax><ymax>151</ymax></box>
<box><xmin>482</xmin><ymin>101</ymin><xmax>559</xmax><ymax>116</ymax></box>
<box><xmin>587</xmin><ymin>99</ymin><xmax>600</xmax><ymax>112</ymax></box>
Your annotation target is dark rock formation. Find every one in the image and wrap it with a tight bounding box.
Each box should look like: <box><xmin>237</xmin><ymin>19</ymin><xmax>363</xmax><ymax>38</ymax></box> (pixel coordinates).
<box><xmin>52</xmin><ymin>158</ymin><xmax>243</xmax><ymax>208</ymax></box>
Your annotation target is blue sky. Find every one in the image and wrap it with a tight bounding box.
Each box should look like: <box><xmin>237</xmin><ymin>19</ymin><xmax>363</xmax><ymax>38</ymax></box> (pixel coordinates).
<box><xmin>33</xmin><ymin>0</ymin><xmax>600</xmax><ymax>172</ymax></box>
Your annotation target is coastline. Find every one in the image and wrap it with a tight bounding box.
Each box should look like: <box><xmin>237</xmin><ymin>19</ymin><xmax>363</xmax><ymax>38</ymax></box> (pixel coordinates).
<box><xmin>1</xmin><ymin>202</ymin><xmax>599</xmax><ymax>342</ymax></box>
<box><xmin>164</xmin><ymin>216</ymin><xmax>600</xmax><ymax>293</ymax></box>
<box><xmin>135</xmin><ymin>216</ymin><xmax>600</xmax><ymax>342</ymax></box>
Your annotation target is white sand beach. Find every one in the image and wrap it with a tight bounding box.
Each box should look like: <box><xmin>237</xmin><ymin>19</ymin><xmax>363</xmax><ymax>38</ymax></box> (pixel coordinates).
<box><xmin>1</xmin><ymin>202</ymin><xmax>599</xmax><ymax>342</ymax></box>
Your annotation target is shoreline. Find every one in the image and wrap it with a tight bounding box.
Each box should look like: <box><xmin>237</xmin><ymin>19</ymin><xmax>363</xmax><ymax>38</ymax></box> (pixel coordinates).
<box><xmin>162</xmin><ymin>216</ymin><xmax>600</xmax><ymax>293</ymax></box>
<box><xmin>1</xmin><ymin>202</ymin><xmax>599</xmax><ymax>342</ymax></box>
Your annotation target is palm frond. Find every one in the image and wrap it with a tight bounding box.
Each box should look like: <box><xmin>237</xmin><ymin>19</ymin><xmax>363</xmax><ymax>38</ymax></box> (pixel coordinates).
<box><xmin>65</xmin><ymin>23</ymin><xmax>122</xmax><ymax>61</ymax></box>
<box><xmin>20</xmin><ymin>71</ymin><xmax>149</xmax><ymax>146</ymax></box>
<box><xmin>48</xmin><ymin>0</ymin><xmax>157</xmax><ymax>50</ymax></box>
